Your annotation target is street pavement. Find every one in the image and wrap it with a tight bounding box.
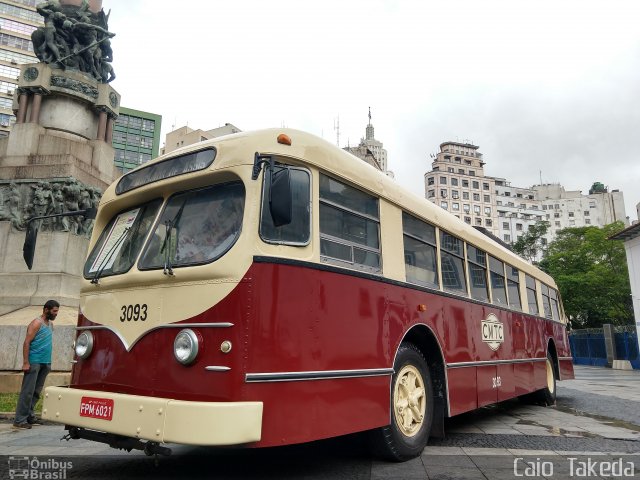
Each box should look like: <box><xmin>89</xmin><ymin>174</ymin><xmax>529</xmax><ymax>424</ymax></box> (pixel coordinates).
<box><xmin>0</xmin><ymin>365</ymin><xmax>638</xmax><ymax>479</ymax></box>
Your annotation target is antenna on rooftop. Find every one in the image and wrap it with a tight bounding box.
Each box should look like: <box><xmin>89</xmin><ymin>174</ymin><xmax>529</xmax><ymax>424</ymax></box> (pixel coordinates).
<box><xmin>334</xmin><ymin>116</ymin><xmax>340</xmax><ymax>147</ymax></box>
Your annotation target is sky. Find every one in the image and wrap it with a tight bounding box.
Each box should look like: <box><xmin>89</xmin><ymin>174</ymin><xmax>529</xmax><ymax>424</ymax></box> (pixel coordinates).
<box><xmin>104</xmin><ymin>0</ymin><xmax>640</xmax><ymax>221</ymax></box>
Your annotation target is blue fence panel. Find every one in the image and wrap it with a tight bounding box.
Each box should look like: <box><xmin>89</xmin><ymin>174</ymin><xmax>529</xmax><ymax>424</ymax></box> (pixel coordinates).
<box><xmin>617</xmin><ymin>332</ymin><xmax>640</xmax><ymax>369</ymax></box>
<box><xmin>569</xmin><ymin>333</ymin><xmax>608</xmax><ymax>367</ymax></box>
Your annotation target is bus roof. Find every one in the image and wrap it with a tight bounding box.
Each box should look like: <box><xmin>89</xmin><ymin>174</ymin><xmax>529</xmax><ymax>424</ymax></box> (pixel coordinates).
<box><xmin>107</xmin><ymin>128</ymin><xmax>557</xmax><ymax>287</ymax></box>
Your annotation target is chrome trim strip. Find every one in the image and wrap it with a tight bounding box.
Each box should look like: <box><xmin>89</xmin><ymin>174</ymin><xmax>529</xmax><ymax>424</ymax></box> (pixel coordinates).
<box><xmin>245</xmin><ymin>368</ymin><xmax>394</xmax><ymax>383</ymax></box>
<box><xmin>558</xmin><ymin>356</ymin><xmax>573</xmax><ymax>361</ymax></box>
<box><xmin>205</xmin><ymin>366</ymin><xmax>231</xmax><ymax>372</ymax></box>
<box><xmin>75</xmin><ymin>322</ymin><xmax>234</xmax><ymax>351</ymax></box>
<box><xmin>447</xmin><ymin>358</ymin><xmax>547</xmax><ymax>369</ymax></box>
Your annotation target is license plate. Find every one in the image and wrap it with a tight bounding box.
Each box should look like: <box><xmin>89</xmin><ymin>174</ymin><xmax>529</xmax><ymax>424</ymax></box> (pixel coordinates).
<box><xmin>79</xmin><ymin>396</ymin><xmax>114</xmax><ymax>421</ymax></box>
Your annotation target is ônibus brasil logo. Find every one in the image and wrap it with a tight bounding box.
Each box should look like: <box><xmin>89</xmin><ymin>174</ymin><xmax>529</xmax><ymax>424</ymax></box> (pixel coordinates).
<box><xmin>481</xmin><ymin>313</ymin><xmax>504</xmax><ymax>351</ymax></box>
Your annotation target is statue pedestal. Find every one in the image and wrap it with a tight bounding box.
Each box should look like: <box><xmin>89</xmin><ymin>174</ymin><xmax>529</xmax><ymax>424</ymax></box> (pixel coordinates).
<box><xmin>0</xmin><ymin>63</ymin><xmax>120</xmax><ymax>311</ymax></box>
<box><xmin>0</xmin><ymin>222</ymin><xmax>88</xmax><ymax>309</ymax></box>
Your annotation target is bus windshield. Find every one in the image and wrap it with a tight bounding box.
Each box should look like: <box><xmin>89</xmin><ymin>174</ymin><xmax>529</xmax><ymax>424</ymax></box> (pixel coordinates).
<box><xmin>139</xmin><ymin>181</ymin><xmax>245</xmax><ymax>269</ymax></box>
<box><xmin>84</xmin><ymin>199</ymin><xmax>163</xmax><ymax>279</ymax></box>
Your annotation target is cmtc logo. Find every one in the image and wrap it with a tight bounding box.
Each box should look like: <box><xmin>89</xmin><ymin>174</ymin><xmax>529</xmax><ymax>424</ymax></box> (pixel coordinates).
<box><xmin>481</xmin><ymin>313</ymin><xmax>504</xmax><ymax>351</ymax></box>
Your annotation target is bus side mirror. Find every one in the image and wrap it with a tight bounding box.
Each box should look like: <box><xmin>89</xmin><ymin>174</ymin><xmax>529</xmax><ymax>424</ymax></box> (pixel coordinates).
<box><xmin>269</xmin><ymin>167</ymin><xmax>292</xmax><ymax>227</ymax></box>
<box><xmin>23</xmin><ymin>221</ymin><xmax>38</xmax><ymax>271</ymax></box>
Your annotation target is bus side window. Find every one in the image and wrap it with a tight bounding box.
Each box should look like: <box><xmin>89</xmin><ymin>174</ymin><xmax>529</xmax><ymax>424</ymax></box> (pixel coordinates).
<box><xmin>541</xmin><ymin>284</ymin><xmax>553</xmax><ymax>319</ymax></box>
<box><xmin>260</xmin><ymin>167</ymin><xmax>311</xmax><ymax>245</ymax></box>
<box><xmin>525</xmin><ymin>274</ymin><xmax>539</xmax><ymax>315</ymax></box>
<box><xmin>550</xmin><ymin>288</ymin><xmax>561</xmax><ymax>320</ymax></box>
<box><xmin>488</xmin><ymin>256</ymin><xmax>507</xmax><ymax>305</ymax></box>
<box><xmin>506</xmin><ymin>265</ymin><xmax>522</xmax><ymax>310</ymax></box>
<box><xmin>319</xmin><ymin>174</ymin><xmax>381</xmax><ymax>272</ymax></box>
<box><xmin>466</xmin><ymin>244</ymin><xmax>489</xmax><ymax>302</ymax></box>
<box><xmin>440</xmin><ymin>231</ymin><xmax>466</xmax><ymax>295</ymax></box>
<box><xmin>402</xmin><ymin>212</ymin><xmax>439</xmax><ymax>289</ymax></box>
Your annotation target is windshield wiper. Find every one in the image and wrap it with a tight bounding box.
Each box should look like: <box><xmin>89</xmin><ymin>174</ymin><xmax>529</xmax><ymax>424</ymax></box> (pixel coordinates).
<box><xmin>90</xmin><ymin>227</ymin><xmax>131</xmax><ymax>285</ymax></box>
<box><xmin>160</xmin><ymin>197</ymin><xmax>189</xmax><ymax>276</ymax></box>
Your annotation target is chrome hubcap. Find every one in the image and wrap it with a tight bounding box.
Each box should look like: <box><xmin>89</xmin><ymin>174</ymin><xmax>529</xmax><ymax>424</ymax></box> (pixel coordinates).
<box><xmin>393</xmin><ymin>365</ymin><xmax>426</xmax><ymax>437</ymax></box>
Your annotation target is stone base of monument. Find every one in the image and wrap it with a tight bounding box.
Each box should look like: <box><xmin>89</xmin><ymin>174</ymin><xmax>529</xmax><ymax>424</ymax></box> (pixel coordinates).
<box><xmin>0</xmin><ymin>62</ymin><xmax>121</xmax><ymax>377</ymax></box>
<box><xmin>0</xmin><ymin>223</ymin><xmax>89</xmax><ymax>309</ymax></box>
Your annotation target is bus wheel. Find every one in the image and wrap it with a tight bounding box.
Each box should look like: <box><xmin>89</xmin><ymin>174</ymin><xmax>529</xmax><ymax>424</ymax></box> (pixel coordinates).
<box><xmin>371</xmin><ymin>343</ymin><xmax>434</xmax><ymax>461</ymax></box>
<box><xmin>535</xmin><ymin>352</ymin><xmax>557</xmax><ymax>405</ymax></box>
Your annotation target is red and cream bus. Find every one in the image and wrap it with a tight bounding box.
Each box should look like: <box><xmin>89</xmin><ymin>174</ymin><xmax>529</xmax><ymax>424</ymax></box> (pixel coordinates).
<box><xmin>42</xmin><ymin>129</ymin><xmax>574</xmax><ymax>460</ymax></box>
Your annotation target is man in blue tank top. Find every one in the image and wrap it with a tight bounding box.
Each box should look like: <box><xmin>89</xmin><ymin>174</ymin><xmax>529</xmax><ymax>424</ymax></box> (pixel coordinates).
<box><xmin>13</xmin><ymin>299</ymin><xmax>59</xmax><ymax>429</ymax></box>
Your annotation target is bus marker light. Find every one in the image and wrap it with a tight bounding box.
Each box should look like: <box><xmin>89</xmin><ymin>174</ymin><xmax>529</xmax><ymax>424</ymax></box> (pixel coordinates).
<box><xmin>221</xmin><ymin>340</ymin><xmax>232</xmax><ymax>353</ymax></box>
<box><xmin>418</xmin><ymin>304</ymin><xmax>427</xmax><ymax>312</ymax></box>
<box><xmin>277</xmin><ymin>134</ymin><xmax>292</xmax><ymax>145</ymax></box>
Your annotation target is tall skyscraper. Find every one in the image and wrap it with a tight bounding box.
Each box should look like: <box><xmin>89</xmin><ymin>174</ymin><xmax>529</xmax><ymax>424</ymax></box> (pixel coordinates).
<box><xmin>0</xmin><ymin>1</ymin><xmax>43</xmax><ymax>137</ymax></box>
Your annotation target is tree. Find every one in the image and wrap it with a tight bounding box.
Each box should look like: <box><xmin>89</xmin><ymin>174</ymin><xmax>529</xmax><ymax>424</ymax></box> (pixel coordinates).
<box><xmin>538</xmin><ymin>222</ymin><xmax>633</xmax><ymax>328</ymax></box>
<box><xmin>512</xmin><ymin>220</ymin><xmax>550</xmax><ymax>263</ymax></box>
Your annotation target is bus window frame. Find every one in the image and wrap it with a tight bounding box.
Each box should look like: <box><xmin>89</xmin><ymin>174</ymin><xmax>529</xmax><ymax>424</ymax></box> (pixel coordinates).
<box><xmin>525</xmin><ymin>274</ymin><xmax>539</xmax><ymax>316</ymax></box>
<box><xmin>488</xmin><ymin>255</ymin><xmax>508</xmax><ymax>306</ymax></box>
<box><xmin>82</xmin><ymin>197</ymin><xmax>164</xmax><ymax>280</ymax></box>
<box><xmin>401</xmin><ymin>211</ymin><xmax>440</xmax><ymax>290</ymax></box>
<box><xmin>259</xmin><ymin>164</ymin><xmax>312</xmax><ymax>247</ymax></box>
<box><xmin>115</xmin><ymin>147</ymin><xmax>217</xmax><ymax>195</ymax></box>
<box><xmin>466</xmin><ymin>243</ymin><xmax>489</xmax><ymax>302</ymax></box>
<box><xmin>137</xmin><ymin>181</ymin><xmax>246</xmax><ymax>271</ymax></box>
<box><xmin>438</xmin><ymin>229</ymin><xmax>468</xmax><ymax>296</ymax></box>
<box><xmin>506</xmin><ymin>264</ymin><xmax>522</xmax><ymax>311</ymax></box>
<box><xmin>319</xmin><ymin>173</ymin><xmax>382</xmax><ymax>274</ymax></box>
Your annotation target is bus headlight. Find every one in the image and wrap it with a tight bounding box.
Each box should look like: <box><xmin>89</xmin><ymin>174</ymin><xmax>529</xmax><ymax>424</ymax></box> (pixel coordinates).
<box><xmin>75</xmin><ymin>331</ymin><xmax>94</xmax><ymax>359</ymax></box>
<box><xmin>174</xmin><ymin>329</ymin><xmax>199</xmax><ymax>365</ymax></box>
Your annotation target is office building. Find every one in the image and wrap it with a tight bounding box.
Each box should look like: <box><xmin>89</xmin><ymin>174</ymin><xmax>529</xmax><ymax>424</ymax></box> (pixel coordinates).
<box><xmin>162</xmin><ymin>123</ymin><xmax>241</xmax><ymax>155</ymax></box>
<box><xmin>112</xmin><ymin>107</ymin><xmax>162</xmax><ymax>173</ymax></box>
<box><xmin>424</xmin><ymin>141</ymin><xmax>628</xmax><ymax>247</ymax></box>
<box><xmin>0</xmin><ymin>1</ymin><xmax>43</xmax><ymax>137</ymax></box>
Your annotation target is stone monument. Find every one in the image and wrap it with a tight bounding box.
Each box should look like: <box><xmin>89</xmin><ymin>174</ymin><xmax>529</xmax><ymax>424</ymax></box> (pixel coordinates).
<box><xmin>0</xmin><ymin>0</ymin><xmax>121</xmax><ymax>389</ymax></box>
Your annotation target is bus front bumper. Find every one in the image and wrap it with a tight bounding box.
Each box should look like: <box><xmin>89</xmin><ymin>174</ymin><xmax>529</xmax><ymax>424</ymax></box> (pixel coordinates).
<box><xmin>42</xmin><ymin>386</ymin><xmax>263</xmax><ymax>446</ymax></box>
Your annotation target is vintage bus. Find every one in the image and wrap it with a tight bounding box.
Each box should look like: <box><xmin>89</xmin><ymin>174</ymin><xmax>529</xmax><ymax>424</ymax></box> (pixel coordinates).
<box><xmin>41</xmin><ymin>129</ymin><xmax>574</xmax><ymax>460</ymax></box>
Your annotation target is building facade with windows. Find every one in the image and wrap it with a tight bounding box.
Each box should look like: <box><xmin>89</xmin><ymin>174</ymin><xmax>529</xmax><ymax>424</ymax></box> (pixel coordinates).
<box><xmin>0</xmin><ymin>0</ymin><xmax>42</xmax><ymax>137</ymax></box>
<box><xmin>343</xmin><ymin>110</ymin><xmax>393</xmax><ymax>177</ymax></box>
<box><xmin>112</xmin><ymin>107</ymin><xmax>162</xmax><ymax>173</ymax></box>
<box><xmin>162</xmin><ymin>123</ymin><xmax>241</xmax><ymax>156</ymax></box>
<box><xmin>424</xmin><ymin>141</ymin><xmax>495</xmax><ymax>232</ymax></box>
<box><xmin>425</xmin><ymin>141</ymin><xmax>628</xmax><ymax>249</ymax></box>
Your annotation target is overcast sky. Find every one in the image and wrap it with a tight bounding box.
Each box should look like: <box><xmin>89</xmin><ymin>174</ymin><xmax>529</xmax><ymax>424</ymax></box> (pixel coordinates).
<box><xmin>104</xmin><ymin>0</ymin><xmax>640</xmax><ymax>221</ymax></box>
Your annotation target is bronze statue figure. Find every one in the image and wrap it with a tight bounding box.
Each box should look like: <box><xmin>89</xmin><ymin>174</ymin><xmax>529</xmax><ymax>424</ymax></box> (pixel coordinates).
<box><xmin>31</xmin><ymin>0</ymin><xmax>116</xmax><ymax>83</ymax></box>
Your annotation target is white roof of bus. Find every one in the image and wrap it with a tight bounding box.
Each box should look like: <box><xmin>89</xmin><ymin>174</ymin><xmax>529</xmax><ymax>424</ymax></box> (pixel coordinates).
<box><xmin>108</xmin><ymin>128</ymin><xmax>557</xmax><ymax>287</ymax></box>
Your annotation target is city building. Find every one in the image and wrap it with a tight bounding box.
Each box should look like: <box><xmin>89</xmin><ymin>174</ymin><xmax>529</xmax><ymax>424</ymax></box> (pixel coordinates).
<box><xmin>162</xmin><ymin>123</ymin><xmax>241</xmax><ymax>155</ymax></box>
<box><xmin>112</xmin><ymin>107</ymin><xmax>162</xmax><ymax>173</ymax></box>
<box><xmin>0</xmin><ymin>0</ymin><xmax>43</xmax><ymax>137</ymax></box>
<box><xmin>424</xmin><ymin>141</ymin><xmax>628</xmax><ymax>247</ymax></box>
<box><xmin>424</xmin><ymin>141</ymin><xmax>495</xmax><ymax>231</ymax></box>
<box><xmin>343</xmin><ymin>109</ymin><xmax>393</xmax><ymax>177</ymax></box>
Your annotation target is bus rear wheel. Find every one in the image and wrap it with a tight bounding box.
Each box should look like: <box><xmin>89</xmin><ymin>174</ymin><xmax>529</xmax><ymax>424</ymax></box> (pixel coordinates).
<box><xmin>532</xmin><ymin>352</ymin><xmax>557</xmax><ymax>406</ymax></box>
<box><xmin>371</xmin><ymin>343</ymin><xmax>434</xmax><ymax>461</ymax></box>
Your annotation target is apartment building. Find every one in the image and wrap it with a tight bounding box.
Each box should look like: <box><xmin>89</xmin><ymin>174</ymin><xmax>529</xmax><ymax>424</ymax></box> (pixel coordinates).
<box><xmin>424</xmin><ymin>141</ymin><xmax>496</xmax><ymax>232</ymax></box>
<box><xmin>0</xmin><ymin>0</ymin><xmax>42</xmax><ymax>137</ymax></box>
<box><xmin>425</xmin><ymin>141</ymin><xmax>628</xmax><ymax>247</ymax></box>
